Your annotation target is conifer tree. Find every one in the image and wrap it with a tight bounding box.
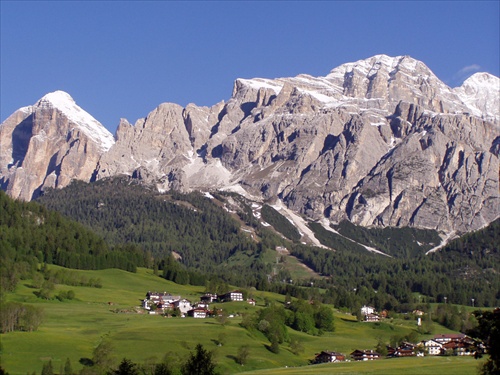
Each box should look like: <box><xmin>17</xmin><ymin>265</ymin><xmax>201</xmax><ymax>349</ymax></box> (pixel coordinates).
<box><xmin>181</xmin><ymin>344</ymin><xmax>217</xmax><ymax>375</ymax></box>
<box><xmin>63</xmin><ymin>357</ymin><xmax>72</xmax><ymax>375</ymax></box>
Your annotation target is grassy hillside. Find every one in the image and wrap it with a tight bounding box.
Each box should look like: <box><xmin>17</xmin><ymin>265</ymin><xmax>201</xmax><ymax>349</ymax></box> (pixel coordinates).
<box><xmin>1</xmin><ymin>266</ymin><xmax>477</xmax><ymax>375</ymax></box>
<box><xmin>31</xmin><ymin>179</ymin><xmax>500</xmax><ymax>308</ymax></box>
<box><xmin>240</xmin><ymin>356</ymin><xmax>485</xmax><ymax>375</ymax></box>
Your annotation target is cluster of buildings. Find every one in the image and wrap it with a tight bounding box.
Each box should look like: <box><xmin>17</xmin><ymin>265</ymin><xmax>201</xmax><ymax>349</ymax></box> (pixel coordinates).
<box><xmin>314</xmin><ymin>333</ymin><xmax>478</xmax><ymax>364</ymax></box>
<box><xmin>142</xmin><ymin>290</ymin><xmax>254</xmax><ymax>318</ymax></box>
<box><xmin>419</xmin><ymin>333</ymin><xmax>478</xmax><ymax>356</ymax></box>
<box><xmin>360</xmin><ymin>305</ymin><xmax>425</xmax><ymax>323</ymax></box>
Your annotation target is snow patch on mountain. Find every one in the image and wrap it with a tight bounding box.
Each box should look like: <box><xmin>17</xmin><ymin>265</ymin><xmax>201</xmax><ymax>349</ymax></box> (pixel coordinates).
<box><xmin>38</xmin><ymin>91</ymin><xmax>115</xmax><ymax>151</ymax></box>
<box><xmin>454</xmin><ymin>73</ymin><xmax>500</xmax><ymax>121</ymax></box>
<box><xmin>318</xmin><ymin>219</ymin><xmax>390</xmax><ymax>256</ymax></box>
<box><xmin>236</xmin><ymin>78</ymin><xmax>283</xmax><ymax>94</ymax></box>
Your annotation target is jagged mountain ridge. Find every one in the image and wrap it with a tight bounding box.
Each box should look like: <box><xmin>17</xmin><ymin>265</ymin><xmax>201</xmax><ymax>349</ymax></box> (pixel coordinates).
<box><xmin>1</xmin><ymin>54</ymin><xmax>499</xmax><ymax>234</ymax></box>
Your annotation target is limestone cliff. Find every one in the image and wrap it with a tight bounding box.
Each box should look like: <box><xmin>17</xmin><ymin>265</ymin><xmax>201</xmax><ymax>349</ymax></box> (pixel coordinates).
<box><xmin>1</xmin><ymin>55</ymin><xmax>498</xmax><ymax>233</ymax></box>
<box><xmin>0</xmin><ymin>91</ymin><xmax>114</xmax><ymax>201</ymax></box>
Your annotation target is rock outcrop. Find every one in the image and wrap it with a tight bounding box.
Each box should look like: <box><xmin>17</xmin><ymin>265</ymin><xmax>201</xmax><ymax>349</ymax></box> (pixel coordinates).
<box><xmin>0</xmin><ymin>91</ymin><xmax>114</xmax><ymax>201</ymax></box>
<box><xmin>1</xmin><ymin>55</ymin><xmax>498</xmax><ymax>233</ymax></box>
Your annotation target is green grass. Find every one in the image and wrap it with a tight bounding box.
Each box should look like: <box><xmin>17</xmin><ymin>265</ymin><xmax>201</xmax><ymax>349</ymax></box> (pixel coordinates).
<box><xmin>239</xmin><ymin>356</ymin><xmax>485</xmax><ymax>374</ymax></box>
<box><xmin>1</xmin><ymin>266</ymin><xmax>479</xmax><ymax>375</ymax></box>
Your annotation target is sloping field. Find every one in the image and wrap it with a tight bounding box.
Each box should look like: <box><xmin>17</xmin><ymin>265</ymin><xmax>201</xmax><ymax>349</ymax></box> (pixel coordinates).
<box><xmin>1</xmin><ymin>266</ymin><xmax>480</xmax><ymax>374</ymax></box>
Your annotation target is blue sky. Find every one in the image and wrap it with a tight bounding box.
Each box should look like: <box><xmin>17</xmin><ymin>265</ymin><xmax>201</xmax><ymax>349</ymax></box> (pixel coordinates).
<box><xmin>1</xmin><ymin>1</ymin><xmax>499</xmax><ymax>133</ymax></box>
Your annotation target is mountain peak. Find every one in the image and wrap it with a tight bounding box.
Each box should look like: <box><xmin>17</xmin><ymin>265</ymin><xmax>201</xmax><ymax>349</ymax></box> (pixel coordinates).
<box><xmin>454</xmin><ymin>72</ymin><xmax>499</xmax><ymax>120</ymax></box>
<box><xmin>327</xmin><ymin>54</ymin><xmax>427</xmax><ymax>74</ymax></box>
<box><xmin>39</xmin><ymin>90</ymin><xmax>75</xmax><ymax>106</ymax></box>
<box><xmin>461</xmin><ymin>72</ymin><xmax>499</xmax><ymax>89</ymax></box>
<box><xmin>36</xmin><ymin>90</ymin><xmax>115</xmax><ymax>151</ymax></box>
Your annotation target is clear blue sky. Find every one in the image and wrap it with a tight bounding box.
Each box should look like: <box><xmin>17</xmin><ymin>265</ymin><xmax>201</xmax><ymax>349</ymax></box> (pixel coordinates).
<box><xmin>1</xmin><ymin>1</ymin><xmax>499</xmax><ymax>133</ymax></box>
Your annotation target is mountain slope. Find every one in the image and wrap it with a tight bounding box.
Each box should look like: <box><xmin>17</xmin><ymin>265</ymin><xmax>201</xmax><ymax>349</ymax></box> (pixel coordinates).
<box><xmin>1</xmin><ymin>55</ymin><xmax>499</xmax><ymax>233</ymax></box>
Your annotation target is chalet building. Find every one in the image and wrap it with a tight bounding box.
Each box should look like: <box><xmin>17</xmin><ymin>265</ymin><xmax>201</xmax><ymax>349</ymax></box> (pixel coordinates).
<box><xmin>142</xmin><ymin>299</ymin><xmax>152</xmax><ymax>310</ymax></box>
<box><xmin>364</xmin><ymin>313</ymin><xmax>380</xmax><ymax>322</ymax></box>
<box><xmin>433</xmin><ymin>333</ymin><xmax>467</xmax><ymax>344</ymax></box>
<box><xmin>200</xmin><ymin>293</ymin><xmax>218</xmax><ymax>303</ymax></box>
<box><xmin>220</xmin><ymin>291</ymin><xmax>244</xmax><ymax>302</ymax></box>
<box><xmin>247</xmin><ymin>298</ymin><xmax>256</xmax><ymax>306</ymax></box>
<box><xmin>314</xmin><ymin>351</ymin><xmax>345</xmax><ymax>363</ymax></box>
<box><xmin>173</xmin><ymin>299</ymin><xmax>192</xmax><ymax>314</ymax></box>
<box><xmin>143</xmin><ymin>292</ymin><xmax>182</xmax><ymax>310</ymax></box>
<box><xmin>187</xmin><ymin>308</ymin><xmax>208</xmax><ymax>319</ymax></box>
<box><xmin>360</xmin><ymin>305</ymin><xmax>375</xmax><ymax>315</ymax></box>
<box><xmin>387</xmin><ymin>346</ymin><xmax>396</xmax><ymax>357</ymax></box>
<box><xmin>392</xmin><ymin>344</ymin><xmax>417</xmax><ymax>357</ymax></box>
<box><xmin>442</xmin><ymin>340</ymin><xmax>475</xmax><ymax>356</ymax></box>
<box><xmin>350</xmin><ymin>350</ymin><xmax>380</xmax><ymax>361</ymax></box>
<box><xmin>420</xmin><ymin>339</ymin><xmax>444</xmax><ymax>355</ymax></box>
<box><xmin>146</xmin><ymin>292</ymin><xmax>180</xmax><ymax>304</ymax></box>
<box><xmin>192</xmin><ymin>302</ymin><xmax>210</xmax><ymax>310</ymax></box>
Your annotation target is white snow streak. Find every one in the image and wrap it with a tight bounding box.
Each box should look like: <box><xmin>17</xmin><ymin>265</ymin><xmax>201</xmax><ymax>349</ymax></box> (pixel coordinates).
<box><xmin>39</xmin><ymin>91</ymin><xmax>115</xmax><ymax>151</ymax></box>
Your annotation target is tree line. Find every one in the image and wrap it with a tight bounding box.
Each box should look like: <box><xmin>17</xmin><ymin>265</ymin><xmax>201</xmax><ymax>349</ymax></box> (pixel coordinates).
<box><xmin>3</xmin><ymin>176</ymin><xmax>499</xmax><ymax>315</ymax></box>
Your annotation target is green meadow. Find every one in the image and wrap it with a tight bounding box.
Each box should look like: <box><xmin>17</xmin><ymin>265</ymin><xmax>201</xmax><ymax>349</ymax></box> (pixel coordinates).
<box><xmin>240</xmin><ymin>356</ymin><xmax>485</xmax><ymax>375</ymax></box>
<box><xmin>1</xmin><ymin>266</ymin><xmax>482</xmax><ymax>374</ymax></box>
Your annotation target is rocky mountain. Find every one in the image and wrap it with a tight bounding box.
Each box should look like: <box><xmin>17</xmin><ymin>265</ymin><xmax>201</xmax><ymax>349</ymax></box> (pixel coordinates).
<box><xmin>1</xmin><ymin>55</ymin><xmax>499</xmax><ymax>234</ymax></box>
<box><xmin>0</xmin><ymin>91</ymin><xmax>114</xmax><ymax>201</ymax></box>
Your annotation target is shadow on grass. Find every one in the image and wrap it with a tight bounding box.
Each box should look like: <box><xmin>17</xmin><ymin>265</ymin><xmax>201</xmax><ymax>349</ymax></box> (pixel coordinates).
<box><xmin>264</xmin><ymin>344</ymin><xmax>280</xmax><ymax>354</ymax></box>
<box><xmin>23</xmin><ymin>283</ymin><xmax>39</xmax><ymax>289</ymax></box>
<box><xmin>341</xmin><ymin>317</ymin><xmax>359</xmax><ymax>323</ymax></box>
<box><xmin>211</xmin><ymin>339</ymin><xmax>223</xmax><ymax>347</ymax></box>
<box><xmin>79</xmin><ymin>358</ymin><xmax>94</xmax><ymax>367</ymax></box>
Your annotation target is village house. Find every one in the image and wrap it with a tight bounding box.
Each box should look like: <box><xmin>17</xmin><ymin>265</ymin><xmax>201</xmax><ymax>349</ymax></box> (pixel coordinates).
<box><xmin>247</xmin><ymin>298</ymin><xmax>256</xmax><ymax>306</ymax></box>
<box><xmin>442</xmin><ymin>340</ymin><xmax>475</xmax><ymax>356</ymax></box>
<box><xmin>314</xmin><ymin>351</ymin><xmax>346</xmax><ymax>363</ymax></box>
<box><xmin>143</xmin><ymin>292</ymin><xmax>181</xmax><ymax>310</ymax></box>
<box><xmin>388</xmin><ymin>342</ymin><xmax>418</xmax><ymax>357</ymax></box>
<box><xmin>364</xmin><ymin>313</ymin><xmax>380</xmax><ymax>322</ymax></box>
<box><xmin>200</xmin><ymin>293</ymin><xmax>218</xmax><ymax>303</ymax></box>
<box><xmin>173</xmin><ymin>299</ymin><xmax>193</xmax><ymax>315</ymax></box>
<box><xmin>220</xmin><ymin>291</ymin><xmax>244</xmax><ymax>302</ymax></box>
<box><xmin>420</xmin><ymin>339</ymin><xmax>443</xmax><ymax>356</ymax></box>
<box><xmin>350</xmin><ymin>350</ymin><xmax>380</xmax><ymax>361</ymax></box>
<box><xmin>360</xmin><ymin>305</ymin><xmax>375</xmax><ymax>315</ymax></box>
<box><xmin>187</xmin><ymin>308</ymin><xmax>208</xmax><ymax>319</ymax></box>
<box><xmin>432</xmin><ymin>333</ymin><xmax>467</xmax><ymax>344</ymax></box>
<box><xmin>192</xmin><ymin>301</ymin><xmax>210</xmax><ymax>310</ymax></box>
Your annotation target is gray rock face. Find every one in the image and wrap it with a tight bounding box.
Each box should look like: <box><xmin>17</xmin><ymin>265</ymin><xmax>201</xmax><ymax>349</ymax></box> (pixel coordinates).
<box><xmin>0</xmin><ymin>91</ymin><xmax>114</xmax><ymax>201</ymax></box>
<box><xmin>1</xmin><ymin>55</ymin><xmax>499</xmax><ymax>233</ymax></box>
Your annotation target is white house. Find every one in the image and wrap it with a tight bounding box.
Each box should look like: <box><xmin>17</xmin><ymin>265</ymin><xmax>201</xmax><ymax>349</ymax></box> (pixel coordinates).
<box><xmin>188</xmin><ymin>308</ymin><xmax>208</xmax><ymax>319</ymax></box>
<box><xmin>145</xmin><ymin>292</ymin><xmax>180</xmax><ymax>305</ymax></box>
<box><xmin>221</xmin><ymin>291</ymin><xmax>244</xmax><ymax>302</ymax></box>
<box><xmin>421</xmin><ymin>340</ymin><xmax>443</xmax><ymax>356</ymax></box>
<box><xmin>173</xmin><ymin>299</ymin><xmax>192</xmax><ymax>314</ymax></box>
<box><xmin>142</xmin><ymin>299</ymin><xmax>152</xmax><ymax>310</ymax></box>
<box><xmin>364</xmin><ymin>313</ymin><xmax>380</xmax><ymax>322</ymax></box>
<box><xmin>361</xmin><ymin>305</ymin><xmax>375</xmax><ymax>315</ymax></box>
<box><xmin>350</xmin><ymin>349</ymin><xmax>380</xmax><ymax>361</ymax></box>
